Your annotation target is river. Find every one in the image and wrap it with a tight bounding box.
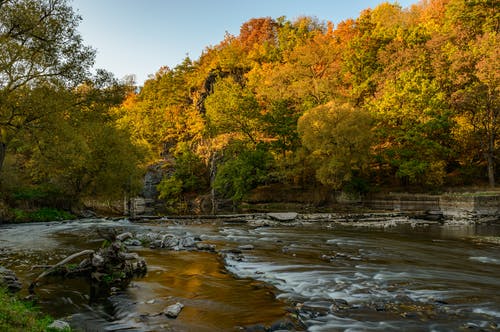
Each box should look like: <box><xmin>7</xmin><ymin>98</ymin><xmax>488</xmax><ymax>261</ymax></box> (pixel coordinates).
<box><xmin>0</xmin><ymin>216</ymin><xmax>499</xmax><ymax>331</ymax></box>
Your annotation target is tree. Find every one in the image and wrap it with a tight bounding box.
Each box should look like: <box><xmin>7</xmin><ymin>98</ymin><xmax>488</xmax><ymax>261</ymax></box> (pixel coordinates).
<box><xmin>22</xmin><ymin>72</ymin><xmax>146</xmax><ymax>202</ymax></box>
<box><xmin>214</xmin><ymin>145</ymin><xmax>273</xmax><ymax>202</ymax></box>
<box><xmin>204</xmin><ymin>77</ymin><xmax>261</xmax><ymax>144</ymax></box>
<box><xmin>0</xmin><ymin>0</ymin><xmax>94</xmax><ymax>172</ymax></box>
<box><xmin>297</xmin><ymin>101</ymin><xmax>373</xmax><ymax>189</ymax></box>
<box><xmin>370</xmin><ymin>69</ymin><xmax>453</xmax><ymax>186</ymax></box>
<box><xmin>443</xmin><ymin>0</ymin><xmax>500</xmax><ymax>186</ymax></box>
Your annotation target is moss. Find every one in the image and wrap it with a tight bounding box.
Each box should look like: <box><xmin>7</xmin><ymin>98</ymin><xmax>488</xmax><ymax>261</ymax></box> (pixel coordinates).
<box><xmin>0</xmin><ymin>287</ymin><xmax>68</xmax><ymax>331</ymax></box>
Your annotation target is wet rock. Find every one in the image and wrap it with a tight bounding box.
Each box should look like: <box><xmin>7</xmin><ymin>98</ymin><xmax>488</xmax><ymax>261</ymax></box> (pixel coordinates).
<box><xmin>136</xmin><ymin>232</ymin><xmax>162</xmax><ymax>243</ymax></box>
<box><xmin>48</xmin><ymin>320</ymin><xmax>71</xmax><ymax>330</ymax></box>
<box><xmin>267</xmin><ymin>212</ymin><xmax>298</xmax><ymax>221</ymax></box>
<box><xmin>91</xmin><ymin>254</ymin><xmax>104</xmax><ymax>267</ymax></box>
<box><xmin>463</xmin><ymin>322</ymin><xmax>480</xmax><ymax>329</ymax></box>
<box><xmin>150</xmin><ymin>240</ymin><xmax>163</xmax><ymax>249</ymax></box>
<box><xmin>220</xmin><ymin>248</ymin><xmax>242</xmax><ymax>254</ymax></box>
<box><xmin>179</xmin><ymin>236</ymin><xmax>195</xmax><ymax>248</ymax></box>
<box><xmin>162</xmin><ymin>235</ymin><xmax>179</xmax><ymax>249</ymax></box>
<box><xmin>164</xmin><ymin>302</ymin><xmax>184</xmax><ymax>318</ymax></box>
<box><xmin>242</xmin><ymin>324</ymin><xmax>267</xmax><ymax>332</ymax></box>
<box><xmin>195</xmin><ymin>243</ymin><xmax>216</xmax><ymax>252</ymax></box>
<box><xmin>124</xmin><ymin>239</ymin><xmax>142</xmax><ymax>247</ymax></box>
<box><xmin>248</xmin><ymin>219</ymin><xmax>279</xmax><ymax>227</ymax></box>
<box><xmin>238</xmin><ymin>244</ymin><xmax>254</xmax><ymax>250</ymax></box>
<box><xmin>330</xmin><ymin>298</ymin><xmax>350</xmax><ymax>311</ymax></box>
<box><xmin>269</xmin><ymin>318</ymin><xmax>302</xmax><ymax>331</ymax></box>
<box><xmin>299</xmin><ymin>304</ymin><xmax>330</xmax><ymax>318</ymax></box>
<box><xmin>0</xmin><ymin>266</ymin><xmax>22</xmax><ymax>293</ymax></box>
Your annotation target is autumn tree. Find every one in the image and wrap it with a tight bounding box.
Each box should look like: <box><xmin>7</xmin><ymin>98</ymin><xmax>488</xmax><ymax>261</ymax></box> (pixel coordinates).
<box><xmin>114</xmin><ymin>58</ymin><xmax>204</xmax><ymax>159</ymax></box>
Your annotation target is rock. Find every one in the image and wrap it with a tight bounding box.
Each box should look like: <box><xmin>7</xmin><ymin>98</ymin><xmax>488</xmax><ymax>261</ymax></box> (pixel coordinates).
<box><xmin>330</xmin><ymin>299</ymin><xmax>350</xmax><ymax>312</ymax></box>
<box><xmin>162</xmin><ymin>235</ymin><xmax>179</xmax><ymax>249</ymax></box>
<box><xmin>91</xmin><ymin>254</ymin><xmax>105</xmax><ymax>267</ymax></box>
<box><xmin>164</xmin><ymin>302</ymin><xmax>184</xmax><ymax>318</ymax></box>
<box><xmin>248</xmin><ymin>219</ymin><xmax>279</xmax><ymax>227</ymax></box>
<box><xmin>269</xmin><ymin>318</ymin><xmax>304</xmax><ymax>331</ymax></box>
<box><xmin>195</xmin><ymin>243</ymin><xmax>216</xmax><ymax>252</ymax></box>
<box><xmin>124</xmin><ymin>239</ymin><xmax>142</xmax><ymax>246</ymax></box>
<box><xmin>48</xmin><ymin>320</ymin><xmax>71</xmax><ymax>330</ymax></box>
<box><xmin>0</xmin><ymin>266</ymin><xmax>22</xmax><ymax>293</ymax></box>
<box><xmin>179</xmin><ymin>236</ymin><xmax>195</xmax><ymax>248</ymax></box>
<box><xmin>238</xmin><ymin>244</ymin><xmax>254</xmax><ymax>250</ymax></box>
<box><xmin>267</xmin><ymin>212</ymin><xmax>298</xmax><ymax>221</ymax></box>
<box><xmin>151</xmin><ymin>240</ymin><xmax>163</xmax><ymax>249</ymax></box>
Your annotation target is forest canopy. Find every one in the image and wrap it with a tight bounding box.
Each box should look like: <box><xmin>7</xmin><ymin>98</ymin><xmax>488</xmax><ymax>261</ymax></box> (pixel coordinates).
<box><xmin>1</xmin><ymin>0</ymin><xmax>499</xmax><ymax>215</ymax></box>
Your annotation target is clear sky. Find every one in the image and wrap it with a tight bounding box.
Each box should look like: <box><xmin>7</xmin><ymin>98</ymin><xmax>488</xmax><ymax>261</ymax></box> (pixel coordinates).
<box><xmin>71</xmin><ymin>0</ymin><xmax>418</xmax><ymax>85</ymax></box>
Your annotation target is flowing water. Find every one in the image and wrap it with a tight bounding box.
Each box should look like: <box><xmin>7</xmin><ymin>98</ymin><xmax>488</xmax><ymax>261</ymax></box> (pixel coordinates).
<box><xmin>0</xmin><ymin>217</ymin><xmax>499</xmax><ymax>331</ymax></box>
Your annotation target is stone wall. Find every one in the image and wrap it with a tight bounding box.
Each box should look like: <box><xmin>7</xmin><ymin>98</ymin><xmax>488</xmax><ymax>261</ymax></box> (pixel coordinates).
<box><xmin>364</xmin><ymin>193</ymin><xmax>441</xmax><ymax>214</ymax></box>
<box><xmin>439</xmin><ymin>194</ymin><xmax>500</xmax><ymax>219</ymax></box>
<box><xmin>364</xmin><ymin>192</ymin><xmax>500</xmax><ymax>221</ymax></box>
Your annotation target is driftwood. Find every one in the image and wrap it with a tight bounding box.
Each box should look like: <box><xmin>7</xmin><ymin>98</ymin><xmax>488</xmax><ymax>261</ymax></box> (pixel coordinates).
<box><xmin>28</xmin><ymin>230</ymin><xmax>147</xmax><ymax>295</ymax></box>
<box><xmin>29</xmin><ymin>250</ymin><xmax>94</xmax><ymax>293</ymax></box>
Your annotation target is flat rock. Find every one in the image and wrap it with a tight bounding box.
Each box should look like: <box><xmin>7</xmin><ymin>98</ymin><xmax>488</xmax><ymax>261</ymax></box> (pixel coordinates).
<box><xmin>267</xmin><ymin>212</ymin><xmax>298</xmax><ymax>221</ymax></box>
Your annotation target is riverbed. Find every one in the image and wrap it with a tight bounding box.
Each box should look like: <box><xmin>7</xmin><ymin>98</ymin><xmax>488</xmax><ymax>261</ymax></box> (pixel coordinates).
<box><xmin>0</xmin><ymin>217</ymin><xmax>499</xmax><ymax>331</ymax></box>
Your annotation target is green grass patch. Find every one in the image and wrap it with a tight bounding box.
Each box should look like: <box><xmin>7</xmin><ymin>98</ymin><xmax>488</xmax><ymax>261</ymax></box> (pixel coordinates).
<box><xmin>13</xmin><ymin>208</ymin><xmax>75</xmax><ymax>223</ymax></box>
<box><xmin>0</xmin><ymin>287</ymin><xmax>67</xmax><ymax>331</ymax></box>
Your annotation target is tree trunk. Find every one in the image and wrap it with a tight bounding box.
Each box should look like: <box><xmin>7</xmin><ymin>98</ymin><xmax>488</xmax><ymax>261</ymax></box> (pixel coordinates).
<box><xmin>0</xmin><ymin>142</ymin><xmax>6</xmax><ymax>173</ymax></box>
<box><xmin>486</xmin><ymin>152</ymin><xmax>495</xmax><ymax>188</ymax></box>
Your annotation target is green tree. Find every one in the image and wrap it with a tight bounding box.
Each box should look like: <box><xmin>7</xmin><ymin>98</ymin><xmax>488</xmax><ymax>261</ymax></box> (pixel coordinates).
<box><xmin>297</xmin><ymin>101</ymin><xmax>373</xmax><ymax>189</ymax></box>
<box><xmin>23</xmin><ymin>72</ymin><xmax>146</xmax><ymax>203</ymax></box>
<box><xmin>0</xmin><ymin>0</ymin><xmax>94</xmax><ymax>172</ymax></box>
<box><xmin>214</xmin><ymin>145</ymin><xmax>274</xmax><ymax>202</ymax></box>
<box><xmin>204</xmin><ymin>77</ymin><xmax>261</xmax><ymax>144</ymax></box>
<box><xmin>370</xmin><ymin>69</ymin><xmax>453</xmax><ymax>186</ymax></box>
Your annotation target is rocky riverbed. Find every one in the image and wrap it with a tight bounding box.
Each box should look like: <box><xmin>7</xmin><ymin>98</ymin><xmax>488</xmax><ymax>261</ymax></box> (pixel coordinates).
<box><xmin>0</xmin><ymin>215</ymin><xmax>499</xmax><ymax>331</ymax></box>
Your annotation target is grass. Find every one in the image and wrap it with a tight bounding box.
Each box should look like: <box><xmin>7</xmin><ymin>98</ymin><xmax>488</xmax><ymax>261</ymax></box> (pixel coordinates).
<box><xmin>0</xmin><ymin>287</ymin><xmax>68</xmax><ymax>332</ymax></box>
<box><xmin>12</xmin><ymin>207</ymin><xmax>75</xmax><ymax>223</ymax></box>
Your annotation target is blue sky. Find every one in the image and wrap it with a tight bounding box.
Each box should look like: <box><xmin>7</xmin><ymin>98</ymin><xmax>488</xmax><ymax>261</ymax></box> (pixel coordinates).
<box><xmin>72</xmin><ymin>0</ymin><xmax>417</xmax><ymax>85</ymax></box>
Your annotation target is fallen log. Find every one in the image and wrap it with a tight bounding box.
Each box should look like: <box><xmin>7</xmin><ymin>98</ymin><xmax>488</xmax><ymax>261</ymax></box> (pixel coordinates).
<box><xmin>29</xmin><ymin>249</ymin><xmax>95</xmax><ymax>293</ymax></box>
<box><xmin>28</xmin><ymin>230</ymin><xmax>147</xmax><ymax>296</ymax></box>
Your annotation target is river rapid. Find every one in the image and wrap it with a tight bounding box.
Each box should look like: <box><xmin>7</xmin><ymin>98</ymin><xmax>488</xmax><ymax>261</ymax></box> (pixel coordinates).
<box><xmin>0</xmin><ymin>216</ymin><xmax>499</xmax><ymax>331</ymax></box>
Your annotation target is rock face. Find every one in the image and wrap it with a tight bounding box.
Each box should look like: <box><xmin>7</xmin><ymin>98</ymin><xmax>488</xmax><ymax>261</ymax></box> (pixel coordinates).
<box><xmin>0</xmin><ymin>266</ymin><xmax>22</xmax><ymax>293</ymax></box>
